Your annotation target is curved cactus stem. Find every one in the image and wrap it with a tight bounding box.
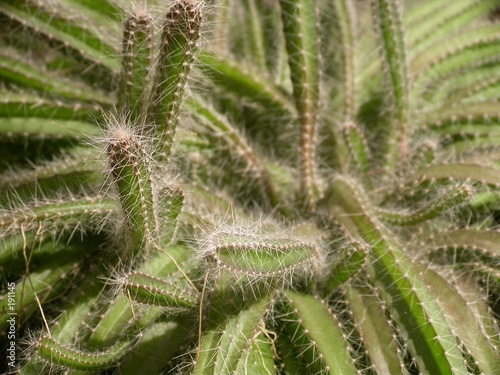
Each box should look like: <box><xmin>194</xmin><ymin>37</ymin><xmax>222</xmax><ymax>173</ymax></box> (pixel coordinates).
<box><xmin>279</xmin><ymin>291</ymin><xmax>359</xmax><ymax>375</ymax></box>
<box><xmin>323</xmin><ymin>240</ymin><xmax>368</xmax><ymax>292</ymax></box>
<box><xmin>345</xmin><ymin>284</ymin><xmax>404</xmax><ymax>375</ymax></box>
<box><xmin>426</xmin><ymin>228</ymin><xmax>500</xmax><ymax>264</ymax></box>
<box><xmin>406</xmin><ymin>163</ymin><xmax>500</xmax><ymax>188</ymax></box>
<box><xmin>210</xmin><ymin>295</ymin><xmax>274</xmax><ymax>374</ymax></box>
<box><xmin>429</xmin><ymin>229</ymin><xmax>500</xmax><ymax>257</ymax></box>
<box><xmin>117</xmin><ymin>271</ymin><xmax>199</xmax><ymax>309</ymax></box>
<box><xmin>406</xmin><ymin>0</ymin><xmax>499</xmax><ymax>54</ymax></box>
<box><xmin>411</xmin><ymin>24</ymin><xmax>500</xmax><ymax>74</ymax></box>
<box><xmin>445</xmin><ymin>136</ymin><xmax>500</xmax><ymax>156</ymax></box>
<box><xmin>422</xmin><ymin>267</ymin><xmax>500</xmax><ymax>374</ymax></box>
<box><xmin>89</xmin><ymin>245</ymin><xmax>195</xmax><ymax>348</ymax></box>
<box><xmin>0</xmin><ymin>118</ymin><xmax>101</xmax><ymax>141</ymax></box>
<box><xmin>58</xmin><ymin>0</ymin><xmax>122</xmax><ymax>22</ymax></box>
<box><xmin>0</xmin><ymin>52</ymin><xmax>113</xmax><ymax>106</ymax></box>
<box><xmin>192</xmin><ymin>329</ymin><xmax>221</xmax><ymax>375</ymax></box>
<box><xmin>36</xmin><ymin>336</ymin><xmax>130</xmax><ymax>371</ymax></box>
<box><xmin>326</xmin><ymin>176</ymin><xmax>469</xmax><ymax>374</ymax></box>
<box><xmin>185</xmin><ymin>96</ymin><xmax>282</xmax><ymax>210</ymax></box>
<box><xmin>196</xmin><ymin>52</ymin><xmax>296</xmax><ymax>116</ymax></box>
<box><xmin>0</xmin><ymin>148</ymin><xmax>103</xmax><ymax>203</ymax></box>
<box><xmin>21</xmin><ymin>266</ymin><xmax>105</xmax><ymax>373</ymax></box>
<box><xmin>193</xmin><ymin>295</ymin><xmax>275</xmax><ymax>374</ymax></box>
<box><xmin>454</xmin><ymin>275</ymin><xmax>500</xmax><ymax>352</ymax></box>
<box><xmin>0</xmin><ymin>242</ymin><xmax>83</xmax><ymax>332</ymax></box>
<box><xmin>202</xmin><ymin>222</ymin><xmax>324</xmax><ymax>293</ymax></box>
<box><xmin>376</xmin><ymin>184</ymin><xmax>472</xmax><ymax>226</ymax></box>
<box><xmin>0</xmin><ymin>91</ymin><xmax>100</xmax><ymax>120</ymax></box>
<box><xmin>88</xmin><ymin>296</ymin><xmax>135</xmax><ymax>349</ymax></box>
<box><xmin>460</xmin><ymin>77</ymin><xmax>500</xmax><ymax>103</ymax></box>
<box><xmin>403</xmin><ymin>0</ymin><xmax>457</xmax><ymax>28</ymax></box>
<box><xmin>0</xmin><ymin>195</ymin><xmax>117</xmax><ymax>236</ymax></box>
<box><xmin>426</xmin><ymin>118</ymin><xmax>500</xmax><ymax>139</ymax></box>
<box><xmin>420</xmin><ymin>101</ymin><xmax>500</xmax><ymax>129</ymax></box>
<box><xmin>422</xmin><ymin>57</ymin><xmax>500</xmax><ymax>105</ymax></box>
<box><xmin>0</xmin><ymin>1</ymin><xmax>120</xmax><ymax>75</ymax></box>
<box><xmin>3</xmin><ymin>0</ymin><xmax>120</xmax><ymax>51</ymax></box>
<box><xmin>116</xmin><ymin>320</ymin><xmax>191</xmax><ymax>375</ymax></box>
<box><xmin>412</xmin><ymin>35</ymin><xmax>500</xmax><ymax>97</ymax></box>
<box><xmin>233</xmin><ymin>331</ymin><xmax>275</xmax><ymax>375</ymax></box>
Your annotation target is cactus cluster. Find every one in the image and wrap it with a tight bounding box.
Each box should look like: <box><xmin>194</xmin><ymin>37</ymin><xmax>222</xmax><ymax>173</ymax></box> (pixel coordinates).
<box><xmin>1</xmin><ymin>0</ymin><xmax>500</xmax><ymax>373</ymax></box>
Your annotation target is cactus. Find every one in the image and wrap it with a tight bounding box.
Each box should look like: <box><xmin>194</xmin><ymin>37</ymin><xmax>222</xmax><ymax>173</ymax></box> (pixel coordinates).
<box><xmin>1</xmin><ymin>0</ymin><xmax>500</xmax><ymax>373</ymax></box>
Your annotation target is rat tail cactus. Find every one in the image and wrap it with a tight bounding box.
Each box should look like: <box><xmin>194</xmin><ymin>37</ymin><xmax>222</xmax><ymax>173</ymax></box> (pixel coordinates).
<box><xmin>1</xmin><ymin>0</ymin><xmax>500</xmax><ymax>373</ymax></box>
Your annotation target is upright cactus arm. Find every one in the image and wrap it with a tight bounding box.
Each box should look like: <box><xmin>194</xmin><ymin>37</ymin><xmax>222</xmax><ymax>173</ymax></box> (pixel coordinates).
<box><xmin>372</xmin><ymin>0</ymin><xmax>410</xmax><ymax>167</ymax></box>
<box><xmin>117</xmin><ymin>9</ymin><xmax>154</xmax><ymax>124</ymax></box>
<box><xmin>278</xmin><ymin>0</ymin><xmax>321</xmax><ymax>206</ymax></box>
<box><xmin>148</xmin><ymin>0</ymin><xmax>202</xmax><ymax>161</ymax></box>
<box><xmin>106</xmin><ymin>120</ymin><xmax>157</xmax><ymax>255</ymax></box>
<box><xmin>240</xmin><ymin>0</ymin><xmax>267</xmax><ymax>72</ymax></box>
<box><xmin>331</xmin><ymin>0</ymin><xmax>356</xmax><ymax>122</ymax></box>
<box><xmin>341</xmin><ymin>121</ymin><xmax>373</xmax><ymax>185</ymax></box>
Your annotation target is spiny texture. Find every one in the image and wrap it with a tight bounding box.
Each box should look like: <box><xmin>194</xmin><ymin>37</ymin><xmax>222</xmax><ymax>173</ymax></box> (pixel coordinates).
<box><xmin>1</xmin><ymin>0</ymin><xmax>500</xmax><ymax>374</ymax></box>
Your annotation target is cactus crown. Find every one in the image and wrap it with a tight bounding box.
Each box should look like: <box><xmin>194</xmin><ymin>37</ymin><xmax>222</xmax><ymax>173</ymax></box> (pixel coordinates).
<box><xmin>1</xmin><ymin>0</ymin><xmax>500</xmax><ymax>374</ymax></box>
